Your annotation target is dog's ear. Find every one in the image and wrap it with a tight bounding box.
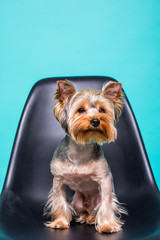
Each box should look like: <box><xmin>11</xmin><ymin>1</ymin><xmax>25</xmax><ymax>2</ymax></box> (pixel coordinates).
<box><xmin>54</xmin><ymin>80</ymin><xmax>76</xmax><ymax>133</ymax></box>
<box><xmin>102</xmin><ymin>81</ymin><xmax>124</xmax><ymax>121</ymax></box>
<box><xmin>55</xmin><ymin>80</ymin><xmax>76</xmax><ymax>103</ymax></box>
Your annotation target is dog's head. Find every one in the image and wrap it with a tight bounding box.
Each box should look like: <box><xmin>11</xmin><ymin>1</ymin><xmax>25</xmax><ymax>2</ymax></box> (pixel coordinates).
<box><xmin>54</xmin><ymin>80</ymin><xmax>124</xmax><ymax>144</ymax></box>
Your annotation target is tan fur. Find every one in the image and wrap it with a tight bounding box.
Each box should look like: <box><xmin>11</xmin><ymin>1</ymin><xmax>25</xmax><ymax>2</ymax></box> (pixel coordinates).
<box><xmin>44</xmin><ymin>80</ymin><xmax>127</xmax><ymax>234</ymax></box>
<box><xmin>76</xmin><ymin>213</ymin><xmax>95</xmax><ymax>225</ymax></box>
<box><xmin>45</xmin><ymin>217</ymin><xmax>70</xmax><ymax>229</ymax></box>
<box><xmin>102</xmin><ymin>81</ymin><xmax>124</xmax><ymax>121</ymax></box>
<box><xmin>69</xmin><ymin>114</ymin><xmax>117</xmax><ymax>144</ymax></box>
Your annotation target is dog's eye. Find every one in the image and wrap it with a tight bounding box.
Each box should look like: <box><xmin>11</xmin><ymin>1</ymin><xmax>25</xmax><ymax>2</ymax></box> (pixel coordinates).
<box><xmin>78</xmin><ymin>108</ymin><xmax>85</xmax><ymax>113</ymax></box>
<box><xmin>99</xmin><ymin>108</ymin><xmax>105</xmax><ymax>113</ymax></box>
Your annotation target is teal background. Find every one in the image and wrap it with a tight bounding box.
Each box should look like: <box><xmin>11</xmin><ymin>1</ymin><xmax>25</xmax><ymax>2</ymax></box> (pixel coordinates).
<box><xmin>0</xmin><ymin>0</ymin><xmax>160</xmax><ymax>193</ymax></box>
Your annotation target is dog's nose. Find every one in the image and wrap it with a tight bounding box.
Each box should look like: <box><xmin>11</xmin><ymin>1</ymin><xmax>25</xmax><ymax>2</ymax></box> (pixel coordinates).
<box><xmin>90</xmin><ymin>118</ymin><xmax>100</xmax><ymax>127</ymax></box>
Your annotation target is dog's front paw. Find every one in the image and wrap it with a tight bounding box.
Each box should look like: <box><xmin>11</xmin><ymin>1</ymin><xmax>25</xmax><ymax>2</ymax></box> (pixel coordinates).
<box><xmin>96</xmin><ymin>222</ymin><xmax>122</xmax><ymax>233</ymax></box>
<box><xmin>45</xmin><ymin>217</ymin><xmax>70</xmax><ymax>229</ymax></box>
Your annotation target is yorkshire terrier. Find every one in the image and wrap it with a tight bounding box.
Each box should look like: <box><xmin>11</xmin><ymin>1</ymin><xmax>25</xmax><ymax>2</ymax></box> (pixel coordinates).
<box><xmin>44</xmin><ymin>80</ymin><xmax>127</xmax><ymax>233</ymax></box>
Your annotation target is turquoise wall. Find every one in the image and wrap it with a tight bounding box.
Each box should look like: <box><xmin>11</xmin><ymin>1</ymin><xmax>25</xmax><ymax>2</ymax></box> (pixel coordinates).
<box><xmin>0</xmin><ymin>0</ymin><xmax>160</xmax><ymax>192</ymax></box>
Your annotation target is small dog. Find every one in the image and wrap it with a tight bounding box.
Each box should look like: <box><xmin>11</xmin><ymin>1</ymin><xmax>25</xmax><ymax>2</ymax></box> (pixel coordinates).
<box><xmin>44</xmin><ymin>80</ymin><xmax>127</xmax><ymax>233</ymax></box>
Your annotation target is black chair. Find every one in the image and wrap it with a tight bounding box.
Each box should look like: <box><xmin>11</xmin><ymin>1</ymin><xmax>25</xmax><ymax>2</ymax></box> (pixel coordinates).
<box><xmin>0</xmin><ymin>76</ymin><xmax>160</xmax><ymax>240</ymax></box>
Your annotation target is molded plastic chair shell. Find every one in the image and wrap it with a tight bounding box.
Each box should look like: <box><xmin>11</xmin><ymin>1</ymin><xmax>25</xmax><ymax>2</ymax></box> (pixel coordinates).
<box><xmin>0</xmin><ymin>76</ymin><xmax>160</xmax><ymax>240</ymax></box>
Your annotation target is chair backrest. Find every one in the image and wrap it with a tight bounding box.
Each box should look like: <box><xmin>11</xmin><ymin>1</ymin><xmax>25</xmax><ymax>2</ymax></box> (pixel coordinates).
<box><xmin>2</xmin><ymin>76</ymin><xmax>158</xmax><ymax>209</ymax></box>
